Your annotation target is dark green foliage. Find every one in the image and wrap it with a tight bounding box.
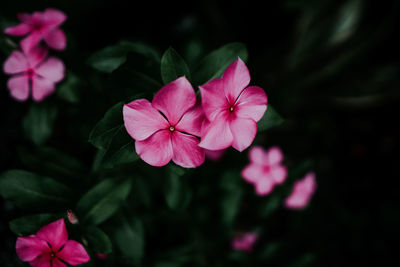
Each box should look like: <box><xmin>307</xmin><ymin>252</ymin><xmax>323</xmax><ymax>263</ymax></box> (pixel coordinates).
<box><xmin>161</xmin><ymin>47</ymin><xmax>191</xmax><ymax>84</ymax></box>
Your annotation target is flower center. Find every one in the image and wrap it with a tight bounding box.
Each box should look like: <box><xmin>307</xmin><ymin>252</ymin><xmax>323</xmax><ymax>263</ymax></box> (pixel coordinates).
<box><xmin>26</xmin><ymin>68</ymin><xmax>35</xmax><ymax>77</ymax></box>
<box><xmin>229</xmin><ymin>106</ymin><xmax>234</xmax><ymax>112</ymax></box>
<box><xmin>169</xmin><ymin>126</ymin><xmax>175</xmax><ymax>132</ymax></box>
<box><xmin>263</xmin><ymin>165</ymin><xmax>271</xmax><ymax>173</ymax></box>
<box><xmin>50</xmin><ymin>252</ymin><xmax>56</xmax><ymax>258</ymax></box>
<box><xmin>32</xmin><ymin>22</ymin><xmax>43</xmax><ymax>31</ymax></box>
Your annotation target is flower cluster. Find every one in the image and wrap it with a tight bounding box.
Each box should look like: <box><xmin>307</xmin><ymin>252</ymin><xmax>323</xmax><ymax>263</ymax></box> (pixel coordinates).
<box><xmin>123</xmin><ymin>58</ymin><xmax>268</xmax><ymax>168</ymax></box>
<box><xmin>3</xmin><ymin>8</ymin><xmax>66</xmax><ymax>102</ymax></box>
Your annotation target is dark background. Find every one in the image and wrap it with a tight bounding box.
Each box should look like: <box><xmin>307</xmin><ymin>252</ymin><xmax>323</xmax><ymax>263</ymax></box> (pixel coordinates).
<box><xmin>1</xmin><ymin>0</ymin><xmax>399</xmax><ymax>266</ymax></box>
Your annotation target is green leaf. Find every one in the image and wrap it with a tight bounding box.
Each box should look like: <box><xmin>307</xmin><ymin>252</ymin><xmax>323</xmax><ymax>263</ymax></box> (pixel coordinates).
<box><xmin>114</xmin><ymin>217</ymin><xmax>145</xmax><ymax>264</ymax></box>
<box><xmin>193</xmin><ymin>43</ymin><xmax>248</xmax><ymax>84</ymax></box>
<box><xmin>22</xmin><ymin>103</ymin><xmax>58</xmax><ymax>146</ymax></box>
<box><xmin>161</xmin><ymin>47</ymin><xmax>191</xmax><ymax>84</ymax></box>
<box><xmin>0</xmin><ymin>170</ymin><xmax>72</xmax><ymax>210</ymax></box>
<box><xmin>89</xmin><ymin>102</ymin><xmax>124</xmax><ymax>150</ymax></box>
<box><xmin>9</xmin><ymin>213</ymin><xmax>59</xmax><ymax>236</ymax></box>
<box><xmin>84</xmin><ymin>226</ymin><xmax>112</xmax><ymax>254</ymax></box>
<box><xmin>220</xmin><ymin>170</ymin><xmax>243</xmax><ymax>226</ymax></box>
<box><xmin>257</xmin><ymin>105</ymin><xmax>285</xmax><ymax>132</ymax></box>
<box><xmin>164</xmin><ymin>165</ymin><xmax>192</xmax><ymax>211</ymax></box>
<box><xmin>57</xmin><ymin>72</ymin><xmax>81</xmax><ymax>103</ymax></box>
<box><xmin>88</xmin><ymin>41</ymin><xmax>160</xmax><ymax>73</ymax></box>
<box><xmin>76</xmin><ymin>178</ymin><xmax>132</xmax><ymax>225</ymax></box>
<box><xmin>259</xmin><ymin>194</ymin><xmax>281</xmax><ymax>218</ymax></box>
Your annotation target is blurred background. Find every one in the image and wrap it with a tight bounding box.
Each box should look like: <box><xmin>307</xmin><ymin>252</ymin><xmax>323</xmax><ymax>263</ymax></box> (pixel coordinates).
<box><xmin>1</xmin><ymin>0</ymin><xmax>399</xmax><ymax>266</ymax></box>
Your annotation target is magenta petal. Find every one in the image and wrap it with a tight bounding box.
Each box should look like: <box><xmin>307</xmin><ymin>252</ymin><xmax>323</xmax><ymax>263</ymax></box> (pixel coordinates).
<box><xmin>7</xmin><ymin>75</ymin><xmax>30</xmax><ymax>101</ymax></box>
<box><xmin>17</xmin><ymin>13</ymin><xmax>32</xmax><ymax>23</ymax></box>
<box><xmin>44</xmin><ymin>29</ymin><xmax>67</xmax><ymax>50</ymax></box>
<box><xmin>32</xmin><ymin>76</ymin><xmax>55</xmax><ymax>102</ymax></box>
<box><xmin>36</xmin><ymin>219</ymin><xmax>68</xmax><ymax>251</ymax></box>
<box><xmin>51</xmin><ymin>258</ymin><xmax>67</xmax><ymax>267</ymax></box>
<box><xmin>175</xmin><ymin>103</ymin><xmax>204</xmax><ymax>137</ymax></box>
<box><xmin>232</xmin><ymin>233</ymin><xmax>258</xmax><ymax>251</ymax></box>
<box><xmin>171</xmin><ymin>132</ymin><xmax>205</xmax><ymax>168</ymax></box>
<box><xmin>135</xmin><ymin>130</ymin><xmax>173</xmax><ymax>167</ymax></box>
<box><xmin>222</xmin><ymin>58</ymin><xmax>250</xmax><ymax>103</ymax></box>
<box><xmin>199</xmin><ymin>112</ymin><xmax>233</xmax><ymax>151</ymax></box>
<box><xmin>285</xmin><ymin>172</ymin><xmax>317</xmax><ymax>209</ymax></box>
<box><xmin>241</xmin><ymin>163</ymin><xmax>264</xmax><ymax>184</ymax></box>
<box><xmin>16</xmin><ymin>236</ymin><xmax>49</xmax><ymax>262</ymax></box>
<box><xmin>270</xmin><ymin>165</ymin><xmax>287</xmax><ymax>184</ymax></box>
<box><xmin>35</xmin><ymin>57</ymin><xmax>65</xmax><ymax>82</ymax></box>
<box><xmin>249</xmin><ymin>146</ymin><xmax>268</xmax><ymax>165</ymax></box>
<box><xmin>235</xmin><ymin>86</ymin><xmax>267</xmax><ymax>122</ymax></box>
<box><xmin>43</xmin><ymin>8</ymin><xmax>67</xmax><ymax>27</ymax></box>
<box><xmin>199</xmin><ymin>77</ymin><xmax>229</xmax><ymax>121</ymax></box>
<box><xmin>3</xmin><ymin>51</ymin><xmax>29</xmax><ymax>74</ymax></box>
<box><xmin>29</xmin><ymin>254</ymin><xmax>52</xmax><ymax>267</ymax></box>
<box><xmin>20</xmin><ymin>32</ymin><xmax>43</xmax><ymax>53</ymax></box>
<box><xmin>4</xmin><ymin>23</ymin><xmax>32</xmax><ymax>36</ymax></box>
<box><xmin>57</xmin><ymin>240</ymin><xmax>90</xmax><ymax>265</ymax></box>
<box><xmin>26</xmin><ymin>46</ymin><xmax>48</xmax><ymax>69</ymax></box>
<box><xmin>123</xmin><ymin>99</ymin><xmax>169</xmax><ymax>141</ymax></box>
<box><xmin>266</xmin><ymin>146</ymin><xmax>284</xmax><ymax>165</ymax></box>
<box><xmin>152</xmin><ymin>76</ymin><xmax>196</xmax><ymax>125</ymax></box>
<box><xmin>255</xmin><ymin>178</ymin><xmax>274</xmax><ymax>196</ymax></box>
<box><xmin>230</xmin><ymin>117</ymin><xmax>257</xmax><ymax>152</ymax></box>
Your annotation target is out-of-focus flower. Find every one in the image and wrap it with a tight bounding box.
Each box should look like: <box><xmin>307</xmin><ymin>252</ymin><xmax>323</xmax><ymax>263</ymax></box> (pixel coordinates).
<box><xmin>123</xmin><ymin>76</ymin><xmax>205</xmax><ymax>168</ymax></box>
<box><xmin>241</xmin><ymin>146</ymin><xmax>287</xmax><ymax>196</ymax></box>
<box><xmin>16</xmin><ymin>219</ymin><xmax>90</xmax><ymax>267</ymax></box>
<box><xmin>199</xmin><ymin>58</ymin><xmax>267</xmax><ymax>152</ymax></box>
<box><xmin>67</xmin><ymin>209</ymin><xmax>79</xmax><ymax>225</ymax></box>
<box><xmin>285</xmin><ymin>172</ymin><xmax>317</xmax><ymax>209</ymax></box>
<box><xmin>3</xmin><ymin>46</ymin><xmax>65</xmax><ymax>102</ymax></box>
<box><xmin>205</xmin><ymin>149</ymin><xmax>226</xmax><ymax>161</ymax></box>
<box><xmin>231</xmin><ymin>232</ymin><xmax>258</xmax><ymax>251</ymax></box>
<box><xmin>97</xmin><ymin>253</ymin><xmax>107</xmax><ymax>260</ymax></box>
<box><xmin>4</xmin><ymin>8</ymin><xmax>67</xmax><ymax>53</ymax></box>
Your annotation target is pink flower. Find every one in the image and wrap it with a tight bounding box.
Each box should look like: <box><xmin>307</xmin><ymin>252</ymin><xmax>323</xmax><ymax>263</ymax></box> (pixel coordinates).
<box><xmin>241</xmin><ymin>146</ymin><xmax>287</xmax><ymax>196</ymax></box>
<box><xmin>16</xmin><ymin>219</ymin><xmax>90</xmax><ymax>267</ymax></box>
<box><xmin>198</xmin><ymin>58</ymin><xmax>267</xmax><ymax>152</ymax></box>
<box><xmin>231</xmin><ymin>232</ymin><xmax>258</xmax><ymax>252</ymax></box>
<box><xmin>285</xmin><ymin>172</ymin><xmax>317</xmax><ymax>209</ymax></box>
<box><xmin>123</xmin><ymin>76</ymin><xmax>205</xmax><ymax>168</ymax></box>
<box><xmin>205</xmin><ymin>149</ymin><xmax>225</xmax><ymax>161</ymax></box>
<box><xmin>3</xmin><ymin>46</ymin><xmax>65</xmax><ymax>101</ymax></box>
<box><xmin>4</xmin><ymin>8</ymin><xmax>67</xmax><ymax>53</ymax></box>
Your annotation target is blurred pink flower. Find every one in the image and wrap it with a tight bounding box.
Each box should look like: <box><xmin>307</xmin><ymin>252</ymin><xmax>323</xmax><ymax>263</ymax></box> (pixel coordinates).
<box><xmin>205</xmin><ymin>149</ymin><xmax>225</xmax><ymax>161</ymax></box>
<box><xmin>285</xmin><ymin>172</ymin><xmax>317</xmax><ymax>209</ymax></box>
<box><xmin>4</xmin><ymin>8</ymin><xmax>67</xmax><ymax>53</ymax></box>
<box><xmin>3</xmin><ymin>46</ymin><xmax>65</xmax><ymax>101</ymax></box>
<box><xmin>199</xmin><ymin>58</ymin><xmax>267</xmax><ymax>152</ymax></box>
<box><xmin>97</xmin><ymin>253</ymin><xmax>107</xmax><ymax>260</ymax></box>
<box><xmin>231</xmin><ymin>232</ymin><xmax>258</xmax><ymax>251</ymax></box>
<box><xmin>16</xmin><ymin>219</ymin><xmax>90</xmax><ymax>267</ymax></box>
<box><xmin>67</xmin><ymin>209</ymin><xmax>79</xmax><ymax>225</ymax></box>
<box><xmin>241</xmin><ymin>146</ymin><xmax>287</xmax><ymax>196</ymax></box>
<box><xmin>123</xmin><ymin>76</ymin><xmax>205</xmax><ymax>168</ymax></box>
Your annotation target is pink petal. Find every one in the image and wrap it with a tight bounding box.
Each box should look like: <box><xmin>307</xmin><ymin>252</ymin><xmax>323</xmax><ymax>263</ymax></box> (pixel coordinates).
<box><xmin>44</xmin><ymin>29</ymin><xmax>67</xmax><ymax>50</ymax></box>
<box><xmin>235</xmin><ymin>86</ymin><xmax>268</xmax><ymax>122</ymax></box>
<box><xmin>123</xmin><ymin>99</ymin><xmax>169</xmax><ymax>141</ymax></box>
<box><xmin>303</xmin><ymin>172</ymin><xmax>317</xmax><ymax>193</ymax></box>
<box><xmin>57</xmin><ymin>240</ymin><xmax>90</xmax><ymax>265</ymax></box>
<box><xmin>16</xmin><ymin>236</ymin><xmax>49</xmax><ymax>262</ymax></box>
<box><xmin>249</xmin><ymin>146</ymin><xmax>269</xmax><ymax>165</ymax></box>
<box><xmin>232</xmin><ymin>233</ymin><xmax>258</xmax><ymax>251</ymax></box>
<box><xmin>229</xmin><ymin>117</ymin><xmax>257</xmax><ymax>152</ymax></box>
<box><xmin>32</xmin><ymin>76</ymin><xmax>55</xmax><ymax>102</ymax></box>
<box><xmin>20</xmin><ymin>32</ymin><xmax>43</xmax><ymax>54</ymax></box>
<box><xmin>51</xmin><ymin>258</ymin><xmax>67</xmax><ymax>267</ymax></box>
<box><xmin>241</xmin><ymin>163</ymin><xmax>264</xmax><ymax>184</ymax></box>
<box><xmin>171</xmin><ymin>132</ymin><xmax>205</xmax><ymax>168</ymax></box>
<box><xmin>7</xmin><ymin>75</ymin><xmax>30</xmax><ymax>101</ymax></box>
<box><xmin>43</xmin><ymin>8</ymin><xmax>67</xmax><ymax>27</ymax></box>
<box><xmin>4</xmin><ymin>23</ymin><xmax>32</xmax><ymax>36</ymax></box>
<box><xmin>29</xmin><ymin>253</ymin><xmax>51</xmax><ymax>267</ymax></box>
<box><xmin>36</xmin><ymin>219</ymin><xmax>68</xmax><ymax>251</ymax></box>
<box><xmin>3</xmin><ymin>51</ymin><xmax>29</xmax><ymax>74</ymax></box>
<box><xmin>35</xmin><ymin>57</ymin><xmax>65</xmax><ymax>82</ymax></box>
<box><xmin>26</xmin><ymin>46</ymin><xmax>48</xmax><ymax>68</ymax></box>
<box><xmin>266</xmin><ymin>146</ymin><xmax>284</xmax><ymax>165</ymax></box>
<box><xmin>255</xmin><ymin>178</ymin><xmax>274</xmax><ymax>196</ymax></box>
<box><xmin>270</xmin><ymin>165</ymin><xmax>287</xmax><ymax>184</ymax></box>
<box><xmin>135</xmin><ymin>130</ymin><xmax>173</xmax><ymax>167</ymax></box>
<box><xmin>198</xmin><ymin>112</ymin><xmax>233</xmax><ymax>151</ymax></box>
<box><xmin>152</xmin><ymin>76</ymin><xmax>196</xmax><ymax>125</ymax></box>
<box><xmin>199</xmin><ymin>77</ymin><xmax>229</xmax><ymax>121</ymax></box>
<box><xmin>175</xmin><ymin>103</ymin><xmax>204</xmax><ymax>136</ymax></box>
<box><xmin>285</xmin><ymin>172</ymin><xmax>317</xmax><ymax>209</ymax></box>
<box><xmin>222</xmin><ymin>58</ymin><xmax>250</xmax><ymax>103</ymax></box>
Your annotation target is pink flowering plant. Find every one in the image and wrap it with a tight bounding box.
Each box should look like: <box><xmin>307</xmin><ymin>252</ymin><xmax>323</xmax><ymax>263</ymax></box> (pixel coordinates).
<box><xmin>0</xmin><ymin>8</ymin><xmax>319</xmax><ymax>267</ymax></box>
